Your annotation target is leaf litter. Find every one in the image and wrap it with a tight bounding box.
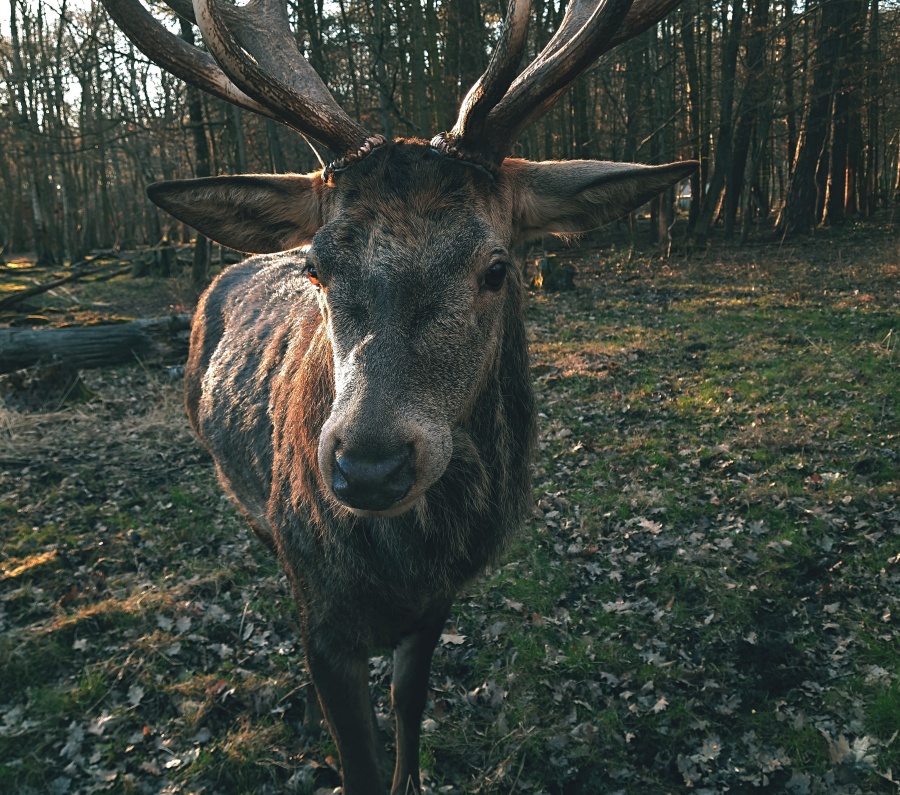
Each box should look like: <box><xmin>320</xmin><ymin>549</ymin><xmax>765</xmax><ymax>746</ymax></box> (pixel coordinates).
<box><xmin>0</xmin><ymin>230</ymin><xmax>898</xmax><ymax>793</ymax></box>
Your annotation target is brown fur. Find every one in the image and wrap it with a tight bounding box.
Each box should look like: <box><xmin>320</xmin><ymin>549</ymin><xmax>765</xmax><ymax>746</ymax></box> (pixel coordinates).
<box><xmin>170</xmin><ymin>141</ymin><xmax>694</xmax><ymax>794</ymax></box>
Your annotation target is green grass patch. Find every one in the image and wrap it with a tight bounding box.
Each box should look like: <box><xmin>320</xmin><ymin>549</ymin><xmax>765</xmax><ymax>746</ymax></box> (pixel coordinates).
<box><xmin>2</xmin><ymin>232</ymin><xmax>898</xmax><ymax>793</ymax></box>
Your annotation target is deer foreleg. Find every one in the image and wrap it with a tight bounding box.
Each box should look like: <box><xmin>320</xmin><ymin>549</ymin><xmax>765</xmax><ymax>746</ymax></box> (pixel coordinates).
<box><xmin>390</xmin><ymin>608</ymin><xmax>450</xmax><ymax>795</ymax></box>
<box><xmin>305</xmin><ymin>636</ymin><xmax>388</xmax><ymax>795</ymax></box>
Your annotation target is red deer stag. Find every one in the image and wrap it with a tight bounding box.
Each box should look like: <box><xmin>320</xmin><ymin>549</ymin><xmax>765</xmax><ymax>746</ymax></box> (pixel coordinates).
<box><xmin>102</xmin><ymin>0</ymin><xmax>696</xmax><ymax>791</ymax></box>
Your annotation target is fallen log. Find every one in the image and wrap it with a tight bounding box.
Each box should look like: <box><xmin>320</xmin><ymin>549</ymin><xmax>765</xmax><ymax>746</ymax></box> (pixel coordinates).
<box><xmin>0</xmin><ymin>315</ymin><xmax>192</xmax><ymax>374</ymax></box>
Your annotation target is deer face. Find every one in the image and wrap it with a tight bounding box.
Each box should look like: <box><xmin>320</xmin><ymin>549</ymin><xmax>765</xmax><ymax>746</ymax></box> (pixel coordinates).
<box><xmin>310</xmin><ymin>146</ymin><xmax>513</xmax><ymax>515</ymax></box>
<box><xmin>148</xmin><ymin>141</ymin><xmax>693</xmax><ymax>515</ymax></box>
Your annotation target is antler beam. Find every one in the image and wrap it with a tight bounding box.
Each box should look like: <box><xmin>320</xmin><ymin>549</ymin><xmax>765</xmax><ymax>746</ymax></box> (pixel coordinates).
<box><xmin>101</xmin><ymin>0</ymin><xmax>380</xmax><ymax>159</ymax></box>
<box><xmin>100</xmin><ymin>0</ymin><xmax>275</xmax><ymax>119</ymax></box>
<box><xmin>481</xmin><ymin>0</ymin><xmax>635</xmax><ymax>157</ymax></box>
<box><xmin>443</xmin><ymin>0</ymin><xmax>532</xmax><ymax>147</ymax></box>
<box><xmin>192</xmin><ymin>0</ymin><xmax>380</xmax><ymax>158</ymax></box>
<box><xmin>105</xmin><ymin>0</ymin><xmax>691</xmax><ymax>168</ymax></box>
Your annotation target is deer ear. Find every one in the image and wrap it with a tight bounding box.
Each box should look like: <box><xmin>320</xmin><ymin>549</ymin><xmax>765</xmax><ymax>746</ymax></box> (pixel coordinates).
<box><xmin>505</xmin><ymin>159</ymin><xmax>698</xmax><ymax>242</ymax></box>
<box><xmin>147</xmin><ymin>174</ymin><xmax>324</xmax><ymax>254</ymax></box>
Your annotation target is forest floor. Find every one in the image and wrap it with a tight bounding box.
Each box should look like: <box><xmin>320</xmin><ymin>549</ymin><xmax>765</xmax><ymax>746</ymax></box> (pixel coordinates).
<box><xmin>0</xmin><ymin>219</ymin><xmax>898</xmax><ymax>794</ymax></box>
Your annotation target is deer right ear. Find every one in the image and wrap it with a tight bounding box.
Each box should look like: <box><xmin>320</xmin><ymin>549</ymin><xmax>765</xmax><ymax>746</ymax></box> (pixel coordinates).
<box><xmin>147</xmin><ymin>174</ymin><xmax>324</xmax><ymax>254</ymax></box>
<box><xmin>505</xmin><ymin>159</ymin><xmax>698</xmax><ymax>242</ymax></box>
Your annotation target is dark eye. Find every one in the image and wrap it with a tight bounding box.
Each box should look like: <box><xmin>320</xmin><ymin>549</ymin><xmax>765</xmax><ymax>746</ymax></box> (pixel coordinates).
<box><xmin>304</xmin><ymin>261</ymin><xmax>321</xmax><ymax>288</ymax></box>
<box><xmin>483</xmin><ymin>261</ymin><xmax>507</xmax><ymax>291</ymax></box>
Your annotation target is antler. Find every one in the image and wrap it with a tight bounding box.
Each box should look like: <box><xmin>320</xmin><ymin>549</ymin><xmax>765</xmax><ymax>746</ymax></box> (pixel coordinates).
<box><xmin>104</xmin><ymin>0</ymin><xmax>689</xmax><ymax>167</ymax></box>
<box><xmin>100</xmin><ymin>0</ymin><xmax>382</xmax><ymax>160</ymax></box>
<box><xmin>442</xmin><ymin>0</ymin><xmax>692</xmax><ymax>165</ymax></box>
<box><xmin>437</xmin><ymin>0</ymin><xmax>532</xmax><ymax>150</ymax></box>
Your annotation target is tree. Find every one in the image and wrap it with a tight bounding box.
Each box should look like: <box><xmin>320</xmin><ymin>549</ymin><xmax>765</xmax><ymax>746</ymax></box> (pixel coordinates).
<box><xmin>1</xmin><ymin>0</ymin><xmax>899</xmax><ymax>257</ymax></box>
<box><xmin>7</xmin><ymin>0</ymin><xmax>58</xmax><ymax>266</ymax></box>
<box><xmin>179</xmin><ymin>18</ymin><xmax>211</xmax><ymax>287</ymax></box>
<box><xmin>691</xmin><ymin>0</ymin><xmax>745</xmax><ymax>243</ymax></box>
<box><xmin>777</xmin><ymin>0</ymin><xmax>857</xmax><ymax>235</ymax></box>
<box><xmin>724</xmin><ymin>0</ymin><xmax>771</xmax><ymax>239</ymax></box>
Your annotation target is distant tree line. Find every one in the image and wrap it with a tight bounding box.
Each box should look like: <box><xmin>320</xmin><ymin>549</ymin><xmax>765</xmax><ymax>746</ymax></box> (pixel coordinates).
<box><xmin>1</xmin><ymin>0</ymin><xmax>898</xmax><ymax>272</ymax></box>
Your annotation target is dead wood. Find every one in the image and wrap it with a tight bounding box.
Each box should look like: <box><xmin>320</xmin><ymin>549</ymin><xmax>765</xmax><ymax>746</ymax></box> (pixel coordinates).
<box><xmin>0</xmin><ymin>255</ymin><xmax>140</xmax><ymax>311</ymax></box>
<box><xmin>0</xmin><ymin>315</ymin><xmax>192</xmax><ymax>374</ymax></box>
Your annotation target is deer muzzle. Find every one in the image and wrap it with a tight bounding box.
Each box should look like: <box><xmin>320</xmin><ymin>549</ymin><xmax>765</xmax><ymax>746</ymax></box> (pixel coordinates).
<box><xmin>318</xmin><ymin>408</ymin><xmax>454</xmax><ymax>517</ymax></box>
<box><xmin>332</xmin><ymin>444</ymin><xmax>416</xmax><ymax>511</ymax></box>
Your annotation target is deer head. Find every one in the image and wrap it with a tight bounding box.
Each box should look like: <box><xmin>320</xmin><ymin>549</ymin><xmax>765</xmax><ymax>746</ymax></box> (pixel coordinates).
<box><xmin>102</xmin><ymin>0</ymin><xmax>696</xmax><ymax>517</ymax></box>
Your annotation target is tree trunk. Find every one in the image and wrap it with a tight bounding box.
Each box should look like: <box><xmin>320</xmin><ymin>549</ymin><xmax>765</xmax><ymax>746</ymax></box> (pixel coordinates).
<box><xmin>648</xmin><ymin>19</ymin><xmax>677</xmax><ymax>250</ymax></box>
<box><xmin>297</xmin><ymin>0</ymin><xmax>328</xmax><ymax>81</ymax></box>
<box><xmin>776</xmin><ymin>0</ymin><xmax>846</xmax><ymax>236</ymax></box>
<box><xmin>862</xmin><ymin>0</ymin><xmax>879</xmax><ymax>215</ymax></box>
<box><xmin>444</xmin><ymin>0</ymin><xmax>486</xmax><ymax>112</ymax></box>
<box><xmin>180</xmin><ymin>19</ymin><xmax>212</xmax><ymax>288</ymax></box>
<box><xmin>724</xmin><ymin>0</ymin><xmax>770</xmax><ymax>240</ymax></box>
<box><xmin>372</xmin><ymin>0</ymin><xmax>394</xmax><ymax>139</ymax></box>
<box><xmin>229</xmin><ymin>106</ymin><xmax>248</xmax><ymax>173</ymax></box>
<box><xmin>337</xmin><ymin>0</ymin><xmax>362</xmax><ymax>118</ymax></box>
<box><xmin>844</xmin><ymin>0</ymin><xmax>867</xmax><ymax>217</ymax></box>
<box><xmin>681</xmin><ymin>5</ymin><xmax>703</xmax><ymax>232</ymax></box>
<box><xmin>782</xmin><ymin>0</ymin><xmax>798</xmax><ymax>176</ymax></box>
<box><xmin>692</xmin><ymin>0</ymin><xmax>745</xmax><ymax>243</ymax></box>
<box><xmin>825</xmin><ymin>0</ymin><xmax>865</xmax><ymax>225</ymax></box>
<box><xmin>8</xmin><ymin>0</ymin><xmax>58</xmax><ymax>266</ymax></box>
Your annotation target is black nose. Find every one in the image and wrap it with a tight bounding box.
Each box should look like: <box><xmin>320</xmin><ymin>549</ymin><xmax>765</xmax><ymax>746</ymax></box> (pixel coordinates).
<box><xmin>332</xmin><ymin>446</ymin><xmax>415</xmax><ymax>511</ymax></box>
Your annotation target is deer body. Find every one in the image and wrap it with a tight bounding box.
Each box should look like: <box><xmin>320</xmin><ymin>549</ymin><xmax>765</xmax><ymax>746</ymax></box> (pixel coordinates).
<box><xmin>103</xmin><ymin>0</ymin><xmax>696</xmax><ymax>789</ymax></box>
<box><xmin>186</xmin><ymin>150</ymin><xmax>536</xmax><ymax>635</ymax></box>
<box><xmin>185</xmin><ymin>144</ymin><xmax>536</xmax><ymax>793</ymax></box>
<box><xmin>174</xmin><ymin>142</ymin><xmax>692</xmax><ymax>793</ymax></box>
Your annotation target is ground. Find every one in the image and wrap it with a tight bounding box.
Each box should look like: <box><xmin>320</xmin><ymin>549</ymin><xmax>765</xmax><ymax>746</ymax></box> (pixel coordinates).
<box><xmin>0</xmin><ymin>221</ymin><xmax>898</xmax><ymax>794</ymax></box>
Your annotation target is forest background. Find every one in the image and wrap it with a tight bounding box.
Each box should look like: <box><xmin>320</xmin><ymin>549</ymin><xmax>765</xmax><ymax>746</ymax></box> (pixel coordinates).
<box><xmin>1</xmin><ymin>0</ymin><xmax>899</xmax><ymax>275</ymax></box>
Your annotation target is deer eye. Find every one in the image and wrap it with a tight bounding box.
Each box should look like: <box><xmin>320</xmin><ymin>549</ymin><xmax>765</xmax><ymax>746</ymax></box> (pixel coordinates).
<box><xmin>483</xmin><ymin>261</ymin><xmax>507</xmax><ymax>291</ymax></box>
<box><xmin>304</xmin><ymin>262</ymin><xmax>321</xmax><ymax>288</ymax></box>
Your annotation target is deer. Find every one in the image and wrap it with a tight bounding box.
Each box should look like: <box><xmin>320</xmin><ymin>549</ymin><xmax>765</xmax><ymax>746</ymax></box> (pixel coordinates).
<box><xmin>102</xmin><ymin>0</ymin><xmax>696</xmax><ymax>791</ymax></box>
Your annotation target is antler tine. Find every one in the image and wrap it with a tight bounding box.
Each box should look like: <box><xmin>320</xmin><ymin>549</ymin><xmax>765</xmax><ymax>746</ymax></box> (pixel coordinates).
<box><xmin>436</xmin><ymin>0</ymin><xmax>531</xmax><ymax>152</ymax></box>
<box><xmin>100</xmin><ymin>0</ymin><xmax>277</xmax><ymax>120</ymax></box>
<box><xmin>193</xmin><ymin>0</ymin><xmax>381</xmax><ymax>159</ymax></box>
<box><xmin>452</xmin><ymin>0</ymin><xmax>691</xmax><ymax>164</ymax></box>
<box><xmin>481</xmin><ymin>0</ymin><xmax>635</xmax><ymax>161</ymax></box>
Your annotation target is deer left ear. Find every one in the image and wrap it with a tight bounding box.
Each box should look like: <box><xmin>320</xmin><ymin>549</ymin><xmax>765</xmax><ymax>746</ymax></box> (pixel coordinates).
<box><xmin>147</xmin><ymin>173</ymin><xmax>325</xmax><ymax>254</ymax></box>
<box><xmin>504</xmin><ymin>159</ymin><xmax>698</xmax><ymax>242</ymax></box>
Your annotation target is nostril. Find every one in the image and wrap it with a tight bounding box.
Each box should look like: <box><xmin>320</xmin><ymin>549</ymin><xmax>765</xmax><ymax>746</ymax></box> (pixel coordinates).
<box><xmin>335</xmin><ymin>449</ymin><xmax>408</xmax><ymax>483</ymax></box>
<box><xmin>332</xmin><ymin>445</ymin><xmax>415</xmax><ymax>511</ymax></box>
